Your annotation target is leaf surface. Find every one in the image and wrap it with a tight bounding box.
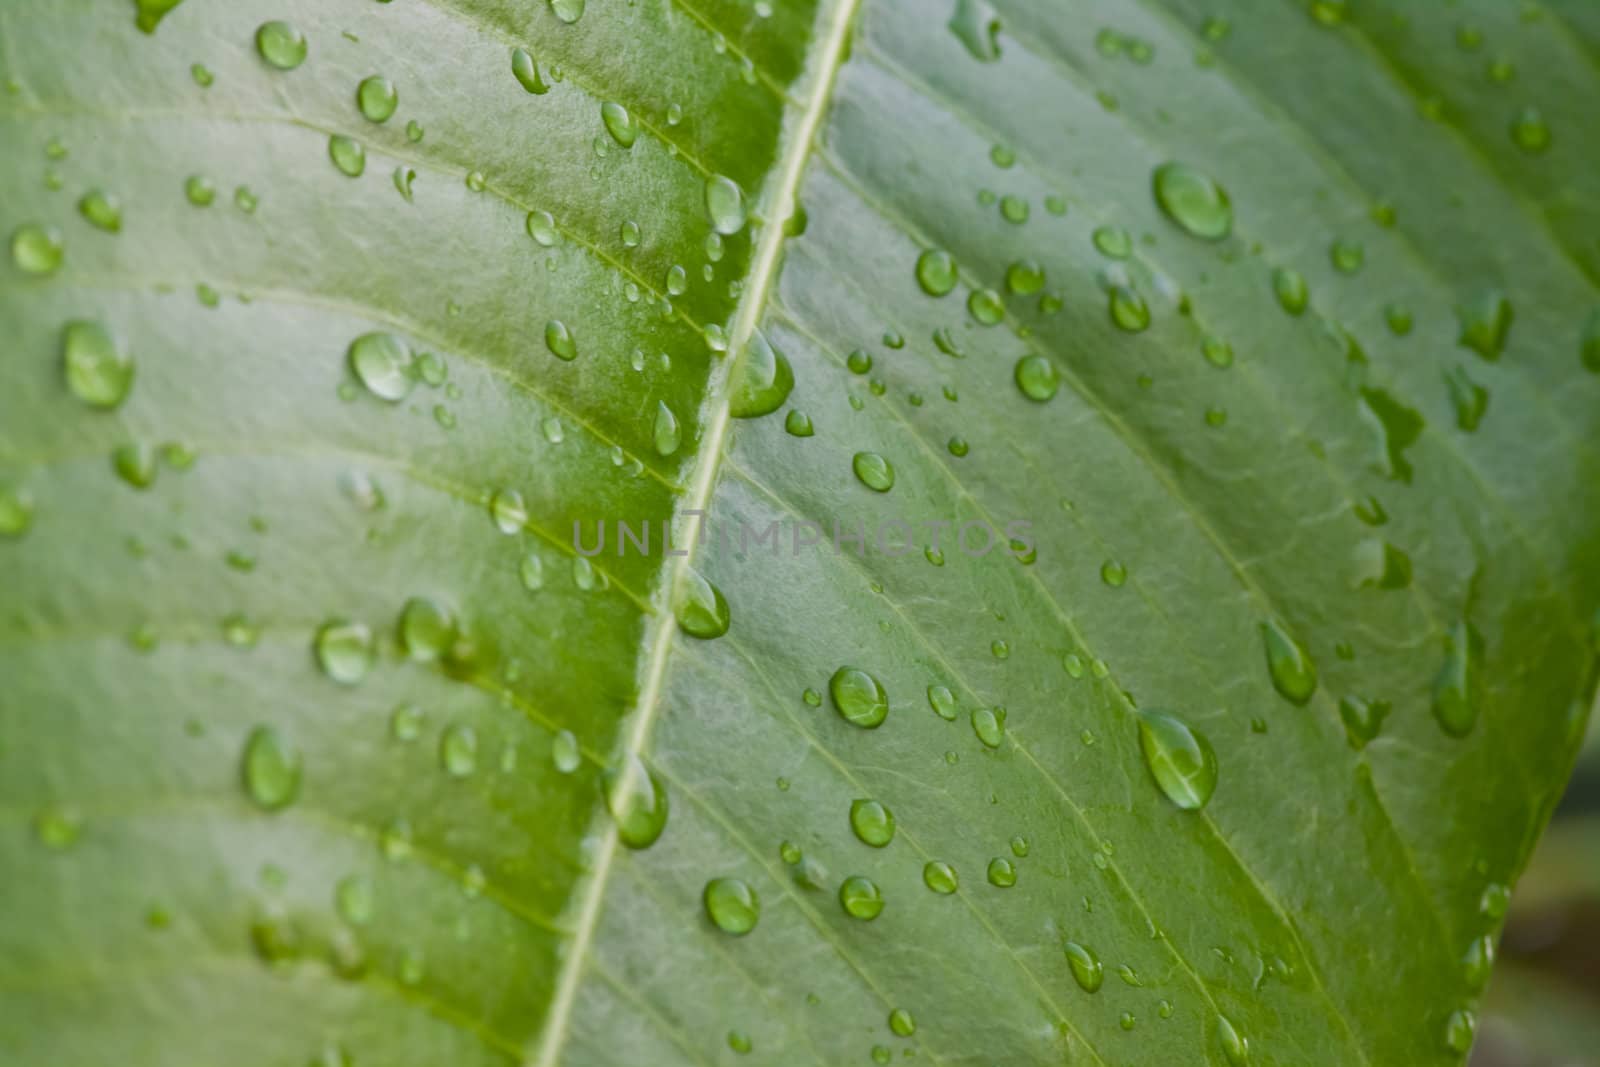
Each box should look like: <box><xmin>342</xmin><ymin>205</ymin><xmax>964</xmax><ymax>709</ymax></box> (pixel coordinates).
<box><xmin>2</xmin><ymin>1</ymin><xmax>1598</xmax><ymax>1065</ymax></box>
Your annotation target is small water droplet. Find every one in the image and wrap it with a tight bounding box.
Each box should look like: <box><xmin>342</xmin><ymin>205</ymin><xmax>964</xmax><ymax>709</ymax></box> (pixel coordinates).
<box><xmin>849</xmin><ymin>799</ymin><xmax>896</xmax><ymax>847</ymax></box>
<box><xmin>1432</xmin><ymin>621</ymin><xmax>1482</xmax><ymax>738</ymax></box>
<box><xmin>1273</xmin><ymin>267</ymin><xmax>1308</xmax><ymax>315</ymax></box>
<box><xmin>328</xmin><ymin>135</ymin><xmax>366</xmax><ymax>177</ymax></box>
<box><xmin>730</xmin><ymin>328</ymin><xmax>795</xmax><ymax>417</ymax></box>
<box><xmin>315</xmin><ymin>619</ymin><xmax>375</xmax><ymax>684</ymax></box>
<box><xmin>1509</xmin><ymin>106</ymin><xmax>1550</xmax><ymax>153</ymax></box>
<box><xmin>489</xmin><ymin>487</ymin><xmax>527</xmax><ymax>534</ymax></box>
<box><xmin>604</xmin><ymin>755</ymin><xmax>668</xmax><ymax>848</ymax></box>
<box><xmin>77</xmin><ymin>190</ymin><xmax>122</xmax><ymax>232</ymax></box>
<box><xmin>1462</xmin><ymin>934</ymin><xmax>1495</xmax><ymax>991</ymax></box>
<box><xmin>948</xmin><ymin>0</ymin><xmax>1003</xmax><ymax>61</ymax></box>
<box><xmin>1218</xmin><ymin>1014</ymin><xmax>1249</xmax><ymax>1065</ymax></box>
<box><xmin>927</xmin><ymin>684</ymin><xmax>957</xmax><ymax>721</ymax></box>
<box><xmin>987</xmin><ymin>857</ymin><xmax>1017</xmax><ymax>887</ymax></box>
<box><xmin>601</xmin><ymin>101</ymin><xmax>637</xmax><ymax>148</ymax></box>
<box><xmin>12</xmin><ymin>224</ymin><xmax>63</xmax><ymax>275</ymax></box>
<box><xmin>1100</xmin><ymin>559</ymin><xmax>1127</xmax><ymax>587</ymax></box>
<box><xmin>393</xmin><ymin>166</ymin><xmax>416</xmax><ymax>202</ymax></box>
<box><xmin>390</xmin><ymin>703</ymin><xmax>424</xmax><ymax>741</ymax></box>
<box><xmin>1457</xmin><ymin>290</ymin><xmax>1513</xmax><ymax>360</ymax></box>
<box><xmin>968</xmin><ymin>288</ymin><xmax>1004</xmax><ymax>325</ymax></box>
<box><xmin>1109</xmin><ymin>285</ymin><xmax>1150</xmax><ymax>332</ymax></box>
<box><xmin>62</xmin><ymin>320</ymin><xmax>134</xmax><ymax>409</ymax></box>
<box><xmin>1014</xmin><ymin>355</ymin><xmax>1059</xmax><ymax>402</ymax></box>
<box><xmin>1443</xmin><ymin>1008</ymin><xmax>1476</xmax><ymax>1054</ymax></box>
<box><xmin>1337</xmin><ymin>695</ymin><xmax>1390</xmax><ymax>749</ymax></box>
<box><xmin>356</xmin><ymin>76</ymin><xmax>398</xmax><ymax>123</ymax></box>
<box><xmin>674</xmin><ymin>566</ymin><xmax>730</xmax><ymax>639</ymax></box>
<box><xmin>839</xmin><ymin>875</ymin><xmax>885</xmax><ymax>919</ymax></box>
<box><xmin>922</xmin><ymin>860</ymin><xmax>959</xmax><ymax>894</ymax></box>
<box><xmin>551</xmin><ymin>730</ymin><xmax>581</xmax><ymax>773</ymax></box>
<box><xmin>255</xmin><ymin>21</ymin><xmax>307</xmax><ymax>70</ymax></box>
<box><xmin>399</xmin><ymin>596</ymin><xmax>455</xmax><ymax>661</ymax></box>
<box><xmin>551</xmin><ymin>0</ymin><xmax>585</xmax><ymax>22</ymax></box>
<box><xmin>1261</xmin><ymin>619</ymin><xmax>1316</xmax><ymax>705</ymax></box>
<box><xmin>831</xmin><ymin>667</ymin><xmax>889</xmax><ymax>729</ymax></box>
<box><xmin>526</xmin><ymin>210</ymin><xmax>559</xmax><ymax>246</ymax></box>
<box><xmin>852</xmin><ymin>452</ymin><xmax>895</xmax><ymax>492</ymax></box>
<box><xmin>543</xmin><ymin>319</ymin><xmax>579</xmax><ymax>361</ymax></box>
<box><xmin>35</xmin><ymin>807</ymin><xmax>83</xmax><ymax>850</ymax></box>
<box><xmin>1064</xmin><ymin>941</ymin><xmax>1103</xmax><ymax>992</ymax></box>
<box><xmin>439</xmin><ymin>724</ymin><xmax>477</xmax><ymax>777</ymax></box>
<box><xmin>705</xmin><ymin>174</ymin><xmax>746</xmax><ymax>235</ymax></box>
<box><xmin>785</xmin><ymin>410</ymin><xmax>814</xmax><ymax>436</ymax></box>
<box><xmin>242</xmin><ymin>725</ymin><xmax>301</xmax><ymax>810</ymax></box>
<box><xmin>971</xmin><ymin>705</ymin><xmax>1005</xmax><ymax>748</ymax></box>
<box><xmin>1330</xmin><ymin>238</ymin><xmax>1364</xmax><ymax>274</ymax></box>
<box><xmin>347</xmin><ymin>332</ymin><xmax>412</xmax><ymax>402</ymax></box>
<box><xmin>1152</xmin><ymin>162</ymin><xmax>1233</xmax><ymax>240</ymax></box>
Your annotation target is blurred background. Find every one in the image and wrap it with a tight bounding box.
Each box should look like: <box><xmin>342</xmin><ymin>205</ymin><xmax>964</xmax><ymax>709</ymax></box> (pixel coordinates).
<box><xmin>1471</xmin><ymin>711</ymin><xmax>1600</xmax><ymax>1067</ymax></box>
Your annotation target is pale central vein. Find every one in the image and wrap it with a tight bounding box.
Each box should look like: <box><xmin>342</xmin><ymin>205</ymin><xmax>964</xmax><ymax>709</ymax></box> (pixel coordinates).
<box><xmin>527</xmin><ymin>0</ymin><xmax>862</xmax><ymax>1062</ymax></box>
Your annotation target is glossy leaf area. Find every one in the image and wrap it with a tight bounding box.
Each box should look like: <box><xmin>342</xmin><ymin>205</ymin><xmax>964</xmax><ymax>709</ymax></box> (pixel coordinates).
<box><xmin>2</xmin><ymin>1</ymin><xmax>1599</xmax><ymax>1065</ymax></box>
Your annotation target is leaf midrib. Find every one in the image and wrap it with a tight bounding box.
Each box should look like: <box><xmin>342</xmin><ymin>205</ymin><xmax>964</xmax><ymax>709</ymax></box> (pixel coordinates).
<box><xmin>527</xmin><ymin>1</ymin><xmax>863</xmax><ymax>1062</ymax></box>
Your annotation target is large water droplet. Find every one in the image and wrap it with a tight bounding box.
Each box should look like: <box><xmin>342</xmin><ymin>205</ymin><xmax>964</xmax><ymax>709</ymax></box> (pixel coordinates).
<box><xmin>552</xmin><ymin>0</ymin><xmax>585</xmax><ymax>23</ymax></box>
<box><xmin>347</xmin><ymin>332</ymin><xmax>412</xmax><ymax>402</ymax></box>
<box><xmin>674</xmin><ymin>567</ymin><xmax>730</xmax><ymax>639</ymax></box>
<box><xmin>839</xmin><ymin>875</ymin><xmax>884</xmax><ymax>920</ymax></box>
<box><xmin>849</xmin><ymin>799</ymin><xmax>896</xmax><ymax>847</ymax></box>
<box><xmin>729</xmin><ymin>328</ymin><xmax>795</xmax><ymax>417</ymax></box>
<box><xmin>653</xmin><ymin>401</ymin><xmax>681</xmax><ymax>457</ymax></box>
<box><xmin>328</xmin><ymin>135</ymin><xmax>366</xmax><ymax>177</ymax></box>
<box><xmin>356</xmin><ymin>76</ymin><xmax>398</xmax><ymax>123</ymax></box>
<box><xmin>604</xmin><ymin>755</ymin><xmax>668</xmax><ymax>848</ymax></box>
<box><xmin>1109</xmin><ymin>285</ymin><xmax>1150</xmax><ymax>332</ymax></box>
<box><xmin>490</xmin><ymin>487</ymin><xmax>527</xmax><ymax>534</ymax></box>
<box><xmin>62</xmin><ymin>320</ymin><xmax>134</xmax><ymax>409</ymax></box>
<box><xmin>242</xmin><ymin>725</ymin><xmax>302</xmax><ymax>810</ymax></box>
<box><xmin>705</xmin><ymin>175</ymin><xmax>746</xmax><ymax>235</ymax></box>
<box><xmin>78</xmin><ymin>191</ymin><xmax>122</xmax><ymax>232</ymax></box>
<box><xmin>830</xmin><ymin>667</ymin><xmax>888</xmax><ymax>729</ymax></box>
<box><xmin>703</xmin><ymin>877</ymin><xmax>759</xmax><ymax>935</ymax></box>
<box><xmin>1432</xmin><ymin>621</ymin><xmax>1481</xmax><ymax>738</ymax></box>
<box><xmin>1136</xmin><ymin>710</ymin><xmax>1217</xmax><ymax>810</ymax></box>
<box><xmin>927</xmin><ymin>684</ymin><xmax>957</xmax><ymax>721</ymax></box>
<box><xmin>1064</xmin><ymin>941</ymin><xmax>1103</xmax><ymax>992</ymax></box>
<box><xmin>255</xmin><ymin>21</ymin><xmax>307</xmax><ymax>70</ymax></box>
<box><xmin>971</xmin><ymin>706</ymin><xmax>1005</xmax><ymax>748</ymax></box>
<box><xmin>315</xmin><ymin>619</ymin><xmax>375</xmax><ymax>684</ymax></box>
<box><xmin>1443</xmin><ymin>1008</ymin><xmax>1476</xmax><ymax>1054</ymax></box>
<box><xmin>1260</xmin><ymin>619</ymin><xmax>1316</xmax><ymax>705</ymax></box>
<box><xmin>987</xmin><ymin>857</ymin><xmax>1017</xmax><ymax>887</ymax></box>
<box><xmin>1152</xmin><ymin>162</ymin><xmax>1233</xmax><ymax>240</ymax></box>
<box><xmin>601</xmin><ymin>101</ymin><xmax>637</xmax><ymax>148</ymax></box>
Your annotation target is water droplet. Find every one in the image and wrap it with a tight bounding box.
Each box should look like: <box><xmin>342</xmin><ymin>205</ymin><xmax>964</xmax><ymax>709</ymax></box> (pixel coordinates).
<box><xmin>849</xmin><ymin>799</ymin><xmax>896</xmax><ymax>847</ymax></box>
<box><xmin>922</xmin><ymin>860</ymin><xmax>959</xmax><ymax>895</ymax></box>
<box><xmin>1100</xmin><ymin>559</ymin><xmax>1127</xmax><ymax>587</ymax></box>
<box><xmin>1260</xmin><ymin>619</ymin><xmax>1316</xmax><ymax>705</ymax></box>
<box><xmin>526</xmin><ymin>210</ymin><xmax>558</xmax><ymax>246</ymax></box>
<box><xmin>1457</xmin><ymin>290</ymin><xmax>1513</xmax><ymax>360</ymax></box>
<box><xmin>335</xmin><ymin>874</ymin><xmax>373</xmax><ymax>926</ymax></box>
<box><xmin>674</xmin><ymin>567</ymin><xmax>730</xmax><ymax>639</ymax></box>
<box><xmin>234</xmin><ymin>185</ymin><xmax>258</xmax><ymax>213</ymax></box>
<box><xmin>1330</xmin><ymin>238</ymin><xmax>1364</xmax><ymax>274</ymax></box>
<box><xmin>1109</xmin><ymin>285</ymin><xmax>1150</xmax><ymax>332</ymax></box>
<box><xmin>255</xmin><ymin>21</ymin><xmax>307</xmax><ymax>70</ymax></box>
<box><xmin>1385</xmin><ymin>303</ymin><xmax>1414</xmax><ymax>336</ymax></box>
<box><xmin>489</xmin><ymin>487</ymin><xmax>527</xmax><ymax>534</ymax></box>
<box><xmin>347</xmin><ymin>332</ymin><xmax>412</xmax><ymax>402</ymax></box>
<box><xmin>62</xmin><ymin>321</ymin><xmax>134</xmax><ymax>409</ymax></box>
<box><xmin>1462</xmin><ymin>934</ymin><xmax>1495</xmax><ymax>991</ymax></box>
<box><xmin>1443</xmin><ymin>1008</ymin><xmax>1476</xmax><ymax>1054</ymax></box>
<box><xmin>1092</xmin><ymin>226</ymin><xmax>1132</xmax><ymax>259</ymax></box>
<box><xmin>552</xmin><ymin>0</ymin><xmax>585</xmax><ymax>22</ymax></box>
<box><xmin>1272</xmin><ymin>267</ymin><xmax>1308</xmax><ymax>315</ymax></box>
<box><xmin>328</xmin><ymin>135</ymin><xmax>366</xmax><ymax>177</ymax></box>
<box><xmin>11</xmin><ymin>224</ymin><xmax>63</xmax><ymax>275</ymax></box>
<box><xmin>35</xmin><ymin>806</ymin><xmax>83</xmax><ymax>850</ymax></box>
<box><xmin>1152</xmin><ymin>162</ymin><xmax>1233</xmax><ymax>240</ymax></box>
<box><xmin>698</xmin><ymin>877</ymin><xmax>763</xmax><ymax>937</ymax></box>
<box><xmin>357</xmin><ymin>76</ymin><xmax>398</xmax><ymax>123</ymax></box>
<box><xmin>1432</xmin><ymin>621</ymin><xmax>1482</xmax><ymax>738</ymax></box>
<box><xmin>730</xmin><ymin>328</ymin><xmax>794</xmax><ymax>417</ymax></box>
<box><xmin>1010</xmin><ymin>835</ymin><xmax>1029</xmax><ymax>857</ymax></box>
<box><xmin>1218</xmin><ymin>1014</ymin><xmax>1249</xmax><ymax>1065</ymax></box>
<box><xmin>242</xmin><ymin>726</ymin><xmax>301</xmax><ymax>810</ymax></box>
<box><xmin>705</xmin><ymin>174</ymin><xmax>746</xmax><ymax>235</ymax></box>
<box><xmin>1136</xmin><ymin>710</ymin><xmax>1218</xmax><ymax>811</ymax></box>
<box><xmin>1445</xmin><ymin>366</ymin><xmax>1488</xmax><ymax>432</ymax></box>
<box><xmin>971</xmin><ymin>706</ymin><xmax>1005</xmax><ymax>748</ymax></box>
<box><xmin>315</xmin><ymin>619</ymin><xmax>375</xmax><ymax>684</ymax></box>
<box><xmin>78</xmin><ymin>190</ymin><xmax>122</xmax><ymax>232</ymax></box>
<box><xmin>968</xmin><ymin>288</ymin><xmax>1004</xmax><ymax>325</ymax></box>
<box><xmin>921</xmin><ymin>249</ymin><xmax>953</xmax><ymax>295</ymax></box>
<box><xmin>651</xmin><ymin>401</ymin><xmax>682</xmax><ymax>457</ymax></box>
<box><xmin>600</xmin><ymin>101</ymin><xmax>637</xmax><ymax>148</ymax></box>
<box><xmin>852</xmin><ymin>452</ymin><xmax>895</xmax><ymax>492</ymax></box>
<box><xmin>785</xmin><ymin>410</ymin><xmax>814</xmax><ymax>436</ymax></box>
<box><xmin>949</xmin><ymin>0</ymin><xmax>1002</xmax><ymax>60</ymax></box>
<box><xmin>1064</xmin><ymin>941</ymin><xmax>1103</xmax><ymax>992</ymax></box>
<box><xmin>1006</xmin><ymin>259</ymin><xmax>1045</xmax><ymax>295</ymax></box>
<box><xmin>399</xmin><ymin>596</ymin><xmax>455</xmax><ymax>661</ymax></box>
<box><xmin>1358</xmin><ymin>386</ymin><xmax>1424</xmax><ymax>483</ymax></box>
<box><xmin>1337</xmin><ymin>695</ymin><xmax>1390</xmax><ymax>749</ymax></box>
<box><xmin>987</xmin><ymin>857</ymin><xmax>1017</xmax><ymax>887</ymax></box>
<box><xmin>1509</xmin><ymin>106</ymin><xmax>1549</xmax><ymax>152</ymax></box>
<box><xmin>927</xmin><ymin>684</ymin><xmax>957</xmax><ymax>721</ymax></box>
<box><xmin>533</xmin><ymin>318</ymin><xmax>583</xmax><ymax>366</ymax></box>
<box><xmin>1352</xmin><ymin>538</ymin><xmax>1412</xmax><ymax>589</ymax></box>
<box><xmin>839</xmin><ymin>875</ymin><xmax>885</xmax><ymax>919</ymax></box>
<box><xmin>551</xmin><ymin>729</ymin><xmax>581</xmax><ymax>773</ymax></box>
<box><xmin>438</xmin><ymin>724</ymin><xmax>478</xmax><ymax>778</ymax></box>
<box><xmin>1014</xmin><ymin>355</ymin><xmax>1059</xmax><ymax>402</ymax></box>
<box><xmin>393</xmin><ymin>166</ymin><xmax>415</xmax><ymax>202</ymax></box>
<box><xmin>406</xmin><ymin>119</ymin><xmax>424</xmax><ymax>142</ymax></box>
<box><xmin>604</xmin><ymin>755</ymin><xmax>668</xmax><ymax>848</ymax></box>
<box><xmin>831</xmin><ymin>667</ymin><xmax>888</xmax><ymax>729</ymax></box>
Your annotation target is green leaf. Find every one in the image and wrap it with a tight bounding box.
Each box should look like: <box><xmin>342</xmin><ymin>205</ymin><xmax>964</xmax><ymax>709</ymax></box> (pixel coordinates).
<box><xmin>2</xmin><ymin>1</ymin><xmax>1598</xmax><ymax>1065</ymax></box>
